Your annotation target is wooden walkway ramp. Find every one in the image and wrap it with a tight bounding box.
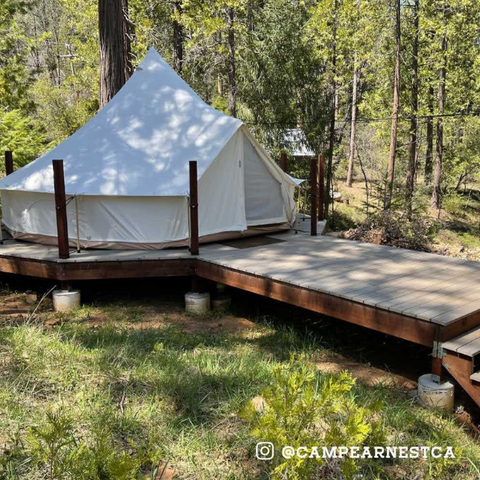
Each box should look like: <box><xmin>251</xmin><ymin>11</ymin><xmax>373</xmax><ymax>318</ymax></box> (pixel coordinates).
<box><xmin>1</xmin><ymin>222</ymin><xmax>480</xmax><ymax>406</ymax></box>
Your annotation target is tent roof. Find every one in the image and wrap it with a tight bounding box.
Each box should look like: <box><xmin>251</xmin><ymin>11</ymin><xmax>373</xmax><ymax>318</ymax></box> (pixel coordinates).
<box><xmin>0</xmin><ymin>48</ymin><xmax>243</xmax><ymax>196</ymax></box>
<box><xmin>283</xmin><ymin>129</ymin><xmax>315</xmax><ymax>157</ymax></box>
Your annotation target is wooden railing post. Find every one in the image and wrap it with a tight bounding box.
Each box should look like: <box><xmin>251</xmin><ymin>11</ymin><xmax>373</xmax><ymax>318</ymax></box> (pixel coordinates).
<box><xmin>310</xmin><ymin>157</ymin><xmax>318</xmax><ymax>236</ymax></box>
<box><xmin>318</xmin><ymin>155</ymin><xmax>325</xmax><ymax>221</ymax></box>
<box><xmin>52</xmin><ymin>160</ymin><xmax>70</xmax><ymax>259</ymax></box>
<box><xmin>280</xmin><ymin>152</ymin><xmax>288</xmax><ymax>173</ymax></box>
<box><xmin>189</xmin><ymin>160</ymin><xmax>199</xmax><ymax>255</ymax></box>
<box><xmin>5</xmin><ymin>151</ymin><xmax>13</xmax><ymax>176</ymax></box>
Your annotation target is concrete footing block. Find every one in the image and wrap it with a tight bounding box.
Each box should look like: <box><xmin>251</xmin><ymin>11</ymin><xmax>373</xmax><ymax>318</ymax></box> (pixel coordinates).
<box><xmin>53</xmin><ymin>290</ymin><xmax>81</xmax><ymax>313</ymax></box>
<box><xmin>417</xmin><ymin>374</ymin><xmax>454</xmax><ymax>412</ymax></box>
<box><xmin>185</xmin><ymin>292</ymin><xmax>211</xmax><ymax>314</ymax></box>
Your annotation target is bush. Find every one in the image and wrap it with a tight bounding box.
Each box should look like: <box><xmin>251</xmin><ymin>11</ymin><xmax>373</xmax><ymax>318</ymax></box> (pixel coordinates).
<box><xmin>242</xmin><ymin>355</ymin><xmax>386</xmax><ymax>479</ymax></box>
<box><xmin>346</xmin><ymin>210</ymin><xmax>435</xmax><ymax>252</ymax></box>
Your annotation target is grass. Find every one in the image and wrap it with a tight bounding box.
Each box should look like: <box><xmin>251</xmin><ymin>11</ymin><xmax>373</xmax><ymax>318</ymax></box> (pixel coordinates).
<box><xmin>0</xmin><ymin>292</ymin><xmax>480</xmax><ymax>479</ymax></box>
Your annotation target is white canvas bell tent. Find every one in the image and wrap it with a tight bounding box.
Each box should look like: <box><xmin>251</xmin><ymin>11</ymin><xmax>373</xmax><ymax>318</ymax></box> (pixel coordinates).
<box><xmin>0</xmin><ymin>48</ymin><xmax>298</xmax><ymax>250</ymax></box>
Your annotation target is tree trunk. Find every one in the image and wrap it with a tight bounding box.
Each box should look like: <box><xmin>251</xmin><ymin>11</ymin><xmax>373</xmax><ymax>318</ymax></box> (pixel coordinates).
<box><xmin>405</xmin><ymin>0</ymin><xmax>419</xmax><ymax>219</ymax></box>
<box><xmin>227</xmin><ymin>7</ymin><xmax>237</xmax><ymax>117</ymax></box>
<box><xmin>431</xmin><ymin>31</ymin><xmax>447</xmax><ymax>210</ymax></box>
<box><xmin>123</xmin><ymin>0</ymin><xmax>134</xmax><ymax>80</ymax></box>
<box><xmin>385</xmin><ymin>0</ymin><xmax>401</xmax><ymax>210</ymax></box>
<box><xmin>173</xmin><ymin>1</ymin><xmax>184</xmax><ymax>73</ymax></box>
<box><xmin>424</xmin><ymin>84</ymin><xmax>434</xmax><ymax>184</ymax></box>
<box><xmin>325</xmin><ymin>0</ymin><xmax>338</xmax><ymax>218</ymax></box>
<box><xmin>346</xmin><ymin>59</ymin><xmax>359</xmax><ymax>188</ymax></box>
<box><xmin>99</xmin><ymin>0</ymin><xmax>127</xmax><ymax>108</ymax></box>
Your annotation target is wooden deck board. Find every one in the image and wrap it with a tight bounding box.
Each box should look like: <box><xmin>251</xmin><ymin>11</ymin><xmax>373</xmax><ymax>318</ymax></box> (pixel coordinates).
<box><xmin>471</xmin><ymin>372</ymin><xmax>480</xmax><ymax>383</ymax></box>
<box><xmin>199</xmin><ymin>232</ymin><xmax>480</xmax><ymax>326</ymax></box>
<box><xmin>2</xmin><ymin>226</ymin><xmax>480</xmax><ymax>327</ymax></box>
<box><xmin>386</xmin><ymin>274</ymin><xmax>480</xmax><ymax>313</ymax></box>
<box><xmin>443</xmin><ymin>326</ymin><xmax>480</xmax><ymax>356</ymax></box>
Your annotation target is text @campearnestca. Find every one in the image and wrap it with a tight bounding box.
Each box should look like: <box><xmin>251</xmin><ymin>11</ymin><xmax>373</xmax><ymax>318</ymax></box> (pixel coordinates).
<box><xmin>255</xmin><ymin>443</ymin><xmax>455</xmax><ymax>461</ymax></box>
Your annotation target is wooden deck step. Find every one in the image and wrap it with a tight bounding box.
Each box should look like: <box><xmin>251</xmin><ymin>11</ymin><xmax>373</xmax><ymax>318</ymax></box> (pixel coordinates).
<box><xmin>443</xmin><ymin>326</ymin><xmax>480</xmax><ymax>357</ymax></box>
<box><xmin>471</xmin><ymin>371</ymin><xmax>480</xmax><ymax>384</ymax></box>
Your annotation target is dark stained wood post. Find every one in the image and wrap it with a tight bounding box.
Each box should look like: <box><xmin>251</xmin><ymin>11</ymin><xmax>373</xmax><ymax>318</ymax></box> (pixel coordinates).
<box><xmin>5</xmin><ymin>151</ymin><xmax>13</xmax><ymax>176</ymax></box>
<box><xmin>280</xmin><ymin>152</ymin><xmax>288</xmax><ymax>173</ymax></box>
<box><xmin>431</xmin><ymin>356</ymin><xmax>445</xmax><ymax>384</ymax></box>
<box><xmin>189</xmin><ymin>160</ymin><xmax>199</xmax><ymax>255</ymax></box>
<box><xmin>310</xmin><ymin>157</ymin><xmax>317</xmax><ymax>236</ymax></box>
<box><xmin>52</xmin><ymin>160</ymin><xmax>70</xmax><ymax>259</ymax></box>
<box><xmin>318</xmin><ymin>155</ymin><xmax>325</xmax><ymax>221</ymax></box>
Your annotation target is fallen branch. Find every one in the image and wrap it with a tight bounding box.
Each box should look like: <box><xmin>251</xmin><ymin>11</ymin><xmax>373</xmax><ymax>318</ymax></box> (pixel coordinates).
<box><xmin>27</xmin><ymin>285</ymin><xmax>57</xmax><ymax>323</ymax></box>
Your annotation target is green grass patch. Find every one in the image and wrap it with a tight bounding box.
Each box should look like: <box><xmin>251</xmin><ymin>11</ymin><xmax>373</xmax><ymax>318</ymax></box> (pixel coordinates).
<box><xmin>0</xmin><ymin>309</ymin><xmax>479</xmax><ymax>478</ymax></box>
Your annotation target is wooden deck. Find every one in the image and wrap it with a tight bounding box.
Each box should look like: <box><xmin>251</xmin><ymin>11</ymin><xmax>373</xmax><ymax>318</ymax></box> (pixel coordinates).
<box><xmin>2</xmin><ymin>221</ymin><xmax>480</xmax><ymax>406</ymax></box>
<box><xmin>2</xmin><ymin>221</ymin><xmax>480</xmax><ymax>341</ymax></box>
<box><xmin>200</xmin><ymin>230</ymin><xmax>480</xmax><ymax>327</ymax></box>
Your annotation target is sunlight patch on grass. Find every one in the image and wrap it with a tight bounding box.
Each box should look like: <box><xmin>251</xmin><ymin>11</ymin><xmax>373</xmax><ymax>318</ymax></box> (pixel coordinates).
<box><xmin>0</xmin><ymin>308</ymin><xmax>479</xmax><ymax>478</ymax></box>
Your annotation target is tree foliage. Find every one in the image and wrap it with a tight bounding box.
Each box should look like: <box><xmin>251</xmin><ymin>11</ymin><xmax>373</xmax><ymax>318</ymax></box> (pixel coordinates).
<box><xmin>0</xmin><ymin>0</ymin><xmax>479</xmax><ymax>213</ymax></box>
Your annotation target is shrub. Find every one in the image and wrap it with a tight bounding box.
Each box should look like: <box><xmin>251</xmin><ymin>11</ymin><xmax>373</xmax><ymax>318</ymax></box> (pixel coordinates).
<box><xmin>346</xmin><ymin>210</ymin><xmax>435</xmax><ymax>252</ymax></box>
<box><xmin>241</xmin><ymin>355</ymin><xmax>386</xmax><ymax>479</ymax></box>
<box><xmin>25</xmin><ymin>408</ymin><xmax>142</xmax><ymax>479</ymax></box>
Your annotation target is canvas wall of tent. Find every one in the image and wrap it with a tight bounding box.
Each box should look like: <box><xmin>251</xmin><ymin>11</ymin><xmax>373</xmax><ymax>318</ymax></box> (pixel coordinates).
<box><xmin>0</xmin><ymin>48</ymin><xmax>299</xmax><ymax>250</ymax></box>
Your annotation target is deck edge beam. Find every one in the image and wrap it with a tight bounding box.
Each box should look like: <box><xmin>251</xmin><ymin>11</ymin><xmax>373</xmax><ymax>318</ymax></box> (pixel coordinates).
<box><xmin>195</xmin><ymin>260</ymin><xmax>436</xmax><ymax>347</ymax></box>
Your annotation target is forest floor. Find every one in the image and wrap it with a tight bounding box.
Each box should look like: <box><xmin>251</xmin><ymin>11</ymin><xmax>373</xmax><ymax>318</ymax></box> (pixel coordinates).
<box><xmin>326</xmin><ymin>179</ymin><xmax>480</xmax><ymax>261</ymax></box>
<box><xmin>1</xmin><ymin>278</ymin><xmax>480</xmax><ymax>478</ymax></box>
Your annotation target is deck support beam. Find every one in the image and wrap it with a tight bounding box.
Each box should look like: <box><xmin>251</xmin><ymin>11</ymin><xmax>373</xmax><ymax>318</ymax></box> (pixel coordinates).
<box><xmin>5</xmin><ymin>151</ymin><xmax>13</xmax><ymax>176</ymax></box>
<box><xmin>443</xmin><ymin>352</ymin><xmax>480</xmax><ymax>408</ymax></box>
<box><xmin>318</xmin><ymin>155</ymin><xmax>325</xmax><ymax>221</ymax></box>
<box><xmin>189</xmin><ymin>160</ymin><xmax>199</xmax><ymax>256</ymax></box>
<box><xmin>280</xmin><ymin>152</ymin><xmax>287</xmax><ymax>173</ymax></box>
<box><xmin>52</xmin><ymin>160</ymin><xmax>70</xmax><ymax>260</ymax></box>
<box><xmin>195</xmin><ymin>261</ymin><xmax>436</xmax><ymax>347</ymax></box>
<box><xmin>441</xmin><ymin>311</ymin><xmax>480</xmax><ymax>342</ymax></box>
<box><xmin>310</xmin><ymin>158</ymin><xmax>318</xmax><ymax>236</ymax></box>
<box><xmin>431</xmin><ymin>356</ymin><xmax>446</xmax><ymax>384</ymax></box>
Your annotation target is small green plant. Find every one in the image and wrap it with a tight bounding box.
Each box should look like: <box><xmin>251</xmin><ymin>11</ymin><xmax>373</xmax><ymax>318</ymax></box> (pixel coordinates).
<box><xmin>242</xmin><ymin>355</ymin><xmax>385</xmax><ymax>479</ymax></box>
<box><xmin>27</xmin><ymin>409</ymin><xmax>76</xmax><ymax>479</ymax></box>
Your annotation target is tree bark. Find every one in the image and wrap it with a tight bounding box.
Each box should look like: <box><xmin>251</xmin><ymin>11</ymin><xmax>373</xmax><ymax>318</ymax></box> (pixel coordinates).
<box><xmin>405</xmin><ymin>0</ymin><xmax>419</xmax><ymax>218</ymax></box>
<box><xmin>385</xmin><ymin>0</ymin><xmax>401</xmax><ymax>210</ymax></box>
<box><xmin>325</xmin><ymin>0</ymin><xmax>338</xmax><ymax>218</ymax></box>
<box><xmin>227</xmin><ymin>7</ymin><xmax>237</xmax><ymax>117</ymax></box>
<box><xmin>173</xmin><ymin>1</ymin><xmax>184</xmax><ymax>73</ymax></box>
<box><xmin>424</xmin><ymin>84</ymin><xmax>434</xmax><ymax>184</ymax></box>
<box><xmin>99</xmin><ymin>0</ymin><xmax>127</xmax><ymax>108</ymax></box>
<box><xmin>431</xmin><ymin>31</ymin><xmax>447</xmax><ymax>210</ymax></box>
<box><xmin>346</xmin><ymin>59</ymin><xmax>359</xmax><ymax>188</ymax></box>
<box><xmin>122</xmin><ymin>0</ymin><xmax>134</xmax><ymax>80</ymax></box>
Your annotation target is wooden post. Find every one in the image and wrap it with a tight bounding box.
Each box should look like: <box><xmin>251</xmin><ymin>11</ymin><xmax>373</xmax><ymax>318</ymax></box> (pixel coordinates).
<box><xmin>280</xmin><ymin>152</ymin><xmax>287</xmax><ymax>173</ymax></box>
<box><xmin>431</xmin><ymin>356</ymin><xmax>445</xmax><ymax>384</ymax></box>
<box><xmin>5</xmin><ymin>151</ymin><xmax>13</xmax><ymax>176</ymax></box>
<box><xmin>52</xmin><ymin>160</ymin><xmax>70</xmax><ymax>259</ymax></box>
<box><xmin>310</xmin><ymin>158</ymin><xmax>317</xmax><ymax>236</ymax></box>
<box><xmin>189</xmin><ymin>160</ymin><xmax>199</xmax><ymax>255</ymax></box>
<box><xmin>318</xmin><ymin>155</ymin><xmax>325</xmax><ymax>221</ymax></box>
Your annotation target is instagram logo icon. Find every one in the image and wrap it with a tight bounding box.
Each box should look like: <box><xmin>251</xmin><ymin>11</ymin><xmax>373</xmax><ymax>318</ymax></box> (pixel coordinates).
<box><xmin>256</xmin><ymin>442</ymin><xmax>275</xmax><ymax>460</ymax></box>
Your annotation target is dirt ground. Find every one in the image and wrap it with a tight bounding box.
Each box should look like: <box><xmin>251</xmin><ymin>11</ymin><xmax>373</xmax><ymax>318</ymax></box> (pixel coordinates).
<box><xmin>0</xmin><ymin>289</ymin><xmax>419</xmax><ymax>391</ymax></box>
<box><xmin>1</xmin><ymin>284</ymin><xmax>479</xmax><ymax>439</ymax></box>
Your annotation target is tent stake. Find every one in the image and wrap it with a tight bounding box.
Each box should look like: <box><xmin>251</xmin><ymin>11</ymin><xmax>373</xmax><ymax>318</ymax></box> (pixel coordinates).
<box><xmin>189</xmin><ymin>161</ymin><xmax>199</xmax><ymax>255</ymax></box>
<box><xmin>310</xmin><ymin>158</ymin><xmax>318</xmax><ymax>236</ymax></box>
<box><xmin>318</xmin><ymin>155</ymin><xmax>325</xmax><ymax>221</ymax></box>
<box><xmin>52</xmin><ymin>160</ymin><xmax>70</xmax><ymax>259</ymax></box>
<box><xmin>5</xmin><ymin>151</ymin><xmax>13</xmax><ymax>176</ymax></box>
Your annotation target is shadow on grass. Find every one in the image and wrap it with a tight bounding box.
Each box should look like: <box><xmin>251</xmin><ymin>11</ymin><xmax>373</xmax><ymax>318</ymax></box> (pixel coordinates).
<box><xmin>46</xmin><ymin>321</ymin><xmax>323</xmax><ymax>426</ymax></box>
